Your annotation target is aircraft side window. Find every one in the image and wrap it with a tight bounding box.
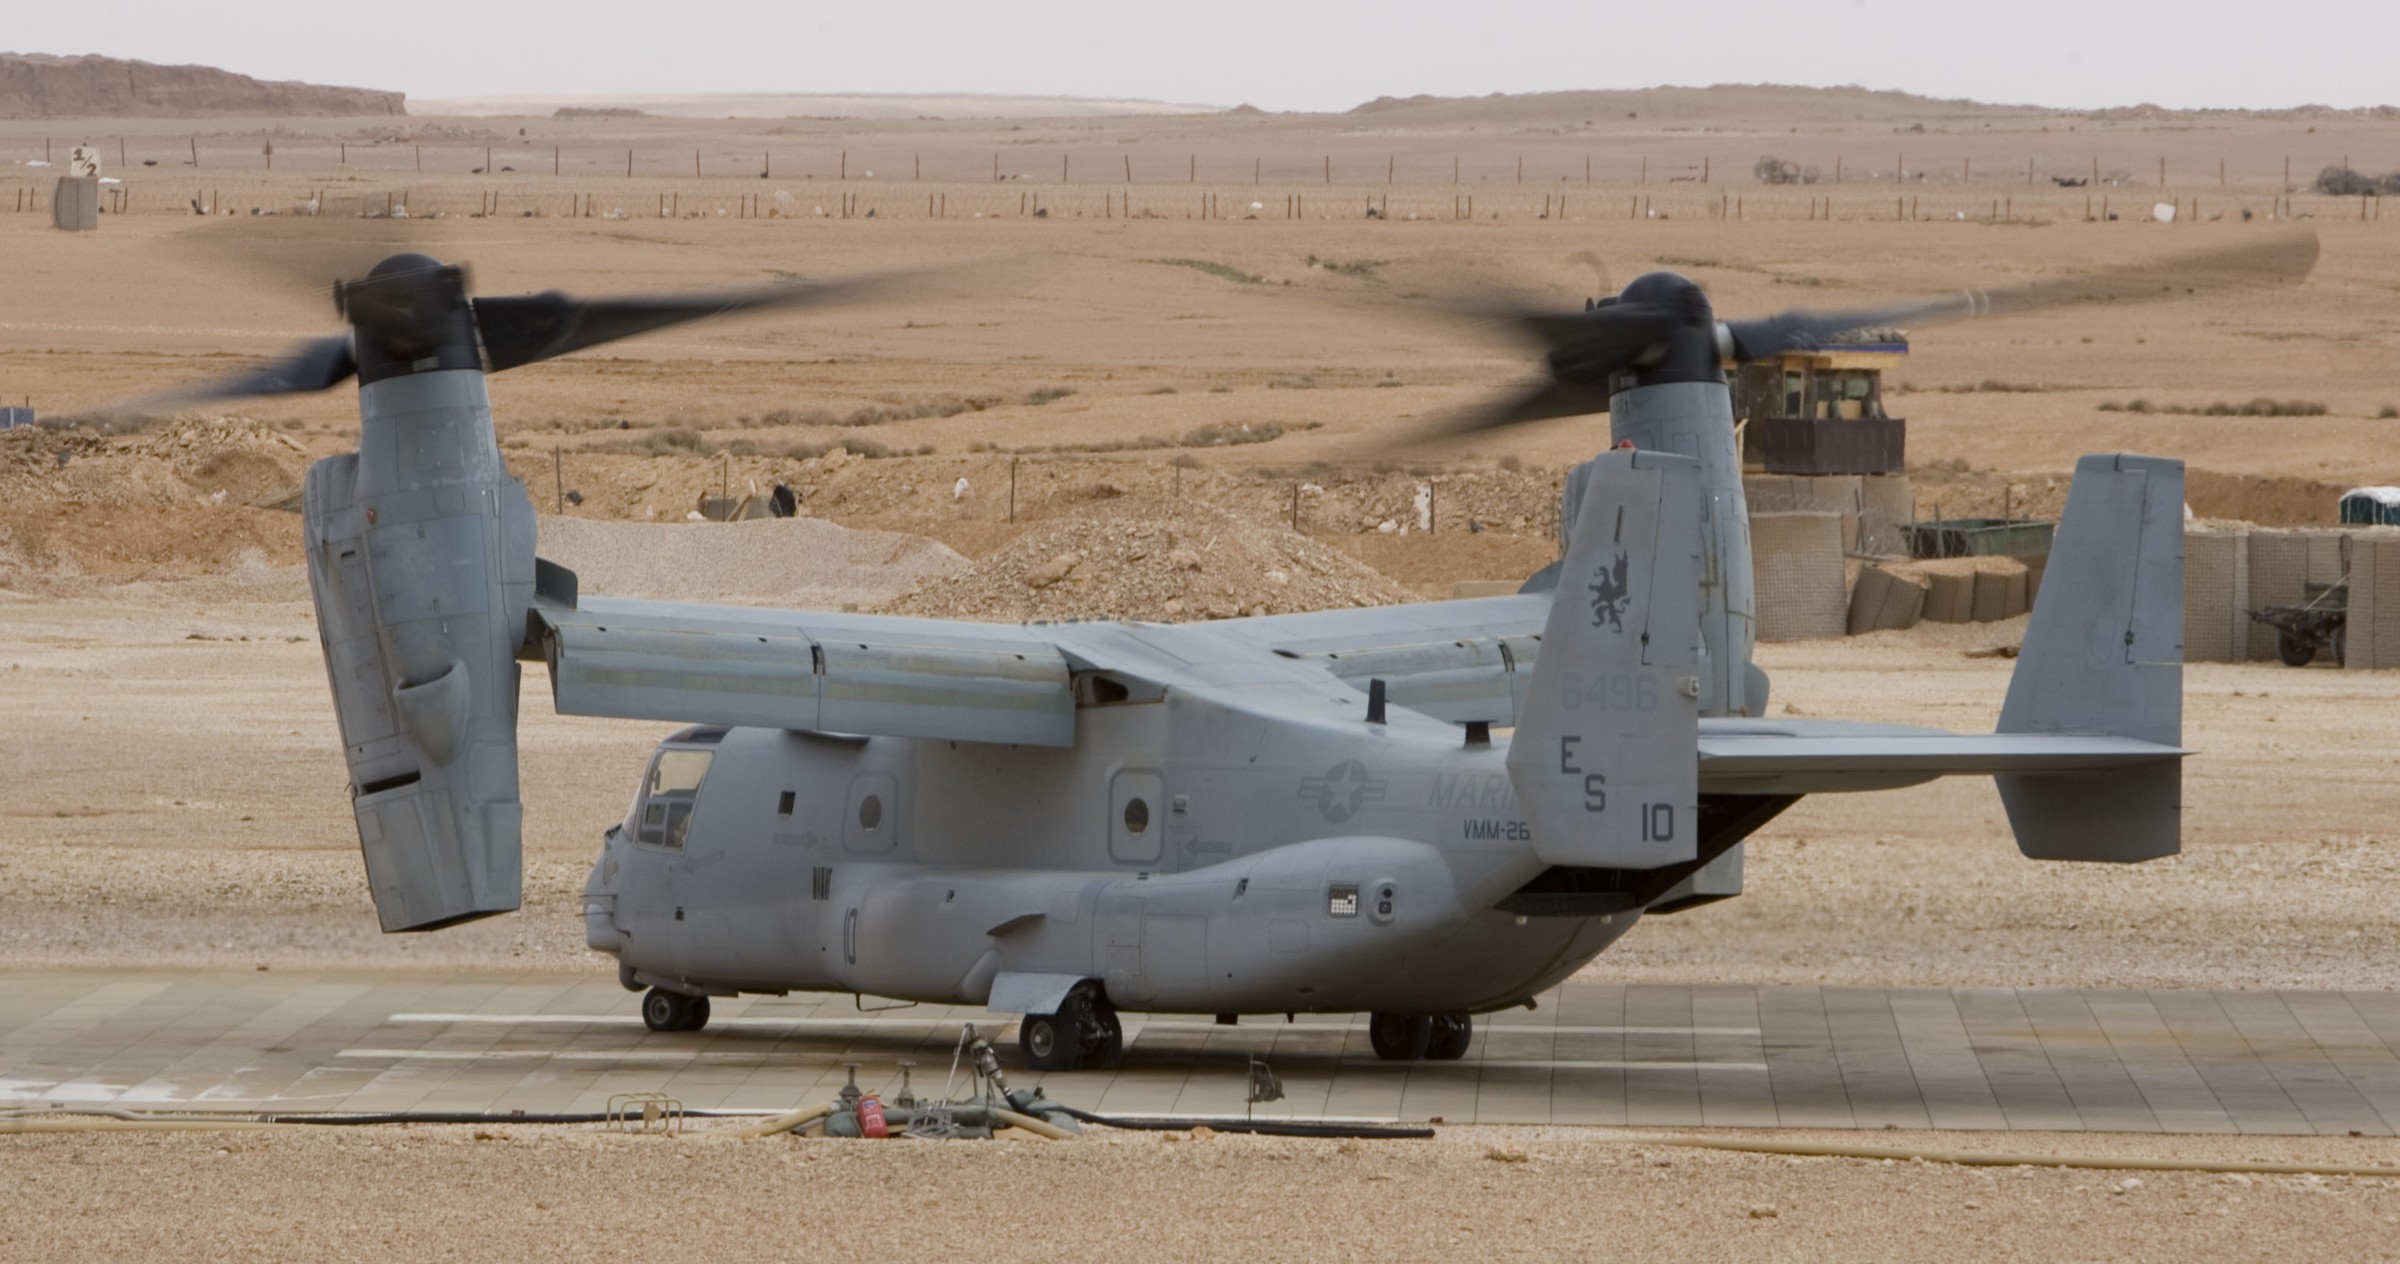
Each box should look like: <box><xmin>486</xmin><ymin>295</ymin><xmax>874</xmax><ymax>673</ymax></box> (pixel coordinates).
<box><xmin>1123</xmin><ymin>797</ymin><xmax>1150</xmax><ymax>835</ymax></box>
<box><xmin>858</xmin><ymin>794</ymin><xmax>883</xmax><ymax>832</ymax></box>
<box><xmin>635</xmin><ymin>748</ymin><xmax>714</xmax><ymax>850</ymax></box>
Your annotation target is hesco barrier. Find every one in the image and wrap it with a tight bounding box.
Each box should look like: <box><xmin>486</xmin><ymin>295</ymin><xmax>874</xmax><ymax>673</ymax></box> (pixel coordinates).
<box><xmin>1751</xmin><ymin>511</ymin><xmax>1849</xmax><ymax>642</ymax></box>
<box><xmin>2347</xmin><ymin>535</ymin><xmax>2400</xmax><ymax>671</ymax></box>
<box><xmin>1846</xmin><ymin>563</ymin><xmax>1928</xmax><ymax>634</ymax></box>
<box><xmin>2182</xmin><ymin>528</ymin><xmax>2251</xmax><ymax>663</ymax></box>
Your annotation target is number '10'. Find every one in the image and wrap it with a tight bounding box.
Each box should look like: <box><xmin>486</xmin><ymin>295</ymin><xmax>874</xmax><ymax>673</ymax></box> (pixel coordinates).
<box><xmin>1640</xmin><ymin>803</ymin><xmax>1675</xmax><ymax>843</ymax></box>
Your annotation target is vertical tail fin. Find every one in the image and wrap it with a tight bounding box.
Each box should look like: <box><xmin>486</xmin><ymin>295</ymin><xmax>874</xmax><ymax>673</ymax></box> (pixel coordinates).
<box><xmin>1996</xmin><ymin>453</ymin><xmax>2184</xmax><ymax>862</ymax></box>
<box><xmin>1506</xmin><ymin>450</ymin><xmax>1703</xmax><ymax>868</ymax></box>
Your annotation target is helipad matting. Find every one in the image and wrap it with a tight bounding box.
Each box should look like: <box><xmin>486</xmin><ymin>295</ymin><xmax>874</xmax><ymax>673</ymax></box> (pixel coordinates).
<box><xmin>6</xmin><ymin>972</ymin><xmax>2400</xmax><ymax>1134</ymax></box>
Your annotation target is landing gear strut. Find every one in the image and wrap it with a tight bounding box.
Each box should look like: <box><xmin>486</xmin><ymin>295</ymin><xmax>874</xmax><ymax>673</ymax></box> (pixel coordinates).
<box><xmin>641</xmin><ymin>986</ymin><xmax>711</xmax><ymax>1033</ymax></box>
<box><xmin>1369</xmin><ymin>1012</ymin><xmax>1473</xmax><ymax>1061</ymax></box>
<box><xmin>1018</xmin><ymin>983</ymin><xmax>1124</xmax><ymax>1071</ymax></box>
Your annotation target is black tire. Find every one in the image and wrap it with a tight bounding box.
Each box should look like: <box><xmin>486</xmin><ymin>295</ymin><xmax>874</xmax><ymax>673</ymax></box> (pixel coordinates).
<box><xmin>1085</xmin><ymin>1001</ymin><xmax>1126</xmax><ymax>1069</ymax></box>
<box><xmin>1019</xmin><ymin>1011</ymin><xmax>1078</xmax><ymax>1071</ymax></box>
<box><xmin>641</xmin><ymin>987</ymin><xmax>694</xmax><ymax>1033</ymax></box>
<box><xmin>680</xmin><ymin>995</ymin><xmax>711</xmax><ymax>1032</ymax></box>
<box><xmin>2277</xmin><ymin>631</ymin><xmax>2317</xmax><ymax>667</ymax></box>
<box><xmin>1368</xmin><ymin>1012</ymin><xmax>1434</xmax><ymax>1062</ymax></box>
<box><xmin>1426</xmin><ymin>1013</ymin><xmax>1474</xmax><ymax>1061</ymax></box>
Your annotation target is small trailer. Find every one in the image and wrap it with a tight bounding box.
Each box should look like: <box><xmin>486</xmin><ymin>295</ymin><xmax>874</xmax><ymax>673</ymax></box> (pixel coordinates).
<box><xmin>2251</xmin><ymin>579</ymin><xmax>2348</xmax><ymax>667</ymax></box>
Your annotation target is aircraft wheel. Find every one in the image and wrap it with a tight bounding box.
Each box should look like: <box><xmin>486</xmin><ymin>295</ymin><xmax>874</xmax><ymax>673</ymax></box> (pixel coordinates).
<box><xmin>1368</xmin><ymin>1012</ymin><xmax>1434</xmax><ymax>1061</ymax></box>
<box><xmin>1084</xmin><ymin>1000</ymin><xmax>1126</xmax><ymax>1069</ymax></box>
<box><xmin>642</xmin><ymin>987</ymin><xmax>707</xmax><ymax>1033</ymax></box>
<box><xmin>1018</xmin><ymin>1011</ymin><xmax>1079</xmax><ymax>1071</ymax></box>
<box><xmin>1426</xmin><ymin>1013</ymin><xmax>1474</xmax><ymax>1061</ymax></box>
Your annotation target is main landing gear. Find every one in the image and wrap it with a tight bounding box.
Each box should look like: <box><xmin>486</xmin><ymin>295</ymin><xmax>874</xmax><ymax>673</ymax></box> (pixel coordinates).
<box><xmin>1018</xmin><ymin>983</ymin><xmax>1125</xmax><ymax>1071</ymax></box>
<box><xmin>642</xmin><ymin>986</ymin><xmax>711</xmax><ymax>1033</ymax></box>
<box><xmin>1368</xmin><ymin>1011</ymin><xmax>1473</xmax><ymax>1061</ymax></box>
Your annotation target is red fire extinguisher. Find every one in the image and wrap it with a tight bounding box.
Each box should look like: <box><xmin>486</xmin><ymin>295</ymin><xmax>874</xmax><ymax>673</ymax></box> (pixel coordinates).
<box><xmin>856</xmin><ymin>1094</ymin><xmax>888</xmax><ymax>1139</ymax></box>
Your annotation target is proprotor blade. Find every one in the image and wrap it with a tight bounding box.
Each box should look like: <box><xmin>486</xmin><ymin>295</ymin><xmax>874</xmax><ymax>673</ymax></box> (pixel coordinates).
<box><xmin>471</xmin><ymin>269</ymin><xmax>955</xmax><ymax>373</ymax></box>
<box><xmin>473</xmin><ymin>283</ymin><xmax>814</xmax><ymax>373</ymax></box>
<box><xmin>1722</xmin><ymin>229</ymin><xmax>2318</xmax><ymax>360</ymax></box>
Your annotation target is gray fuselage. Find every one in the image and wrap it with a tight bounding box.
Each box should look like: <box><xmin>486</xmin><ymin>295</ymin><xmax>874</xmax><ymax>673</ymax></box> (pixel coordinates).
<box><xmin>583</xmin><ymin>620</ymin><xmax>1639</xmax><ymax>1017</ymax></box>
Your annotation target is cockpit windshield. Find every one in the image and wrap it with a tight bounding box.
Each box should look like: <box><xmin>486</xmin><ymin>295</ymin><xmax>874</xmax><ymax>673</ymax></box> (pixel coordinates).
<box><xmin>635</xmin><ymin>748</ymin><xmax>714</xmax><ymax>850</ymax></box>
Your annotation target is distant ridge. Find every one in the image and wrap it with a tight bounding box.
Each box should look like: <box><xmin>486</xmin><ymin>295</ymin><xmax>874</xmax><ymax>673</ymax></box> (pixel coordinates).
<box><xmin>414</xmin><ymin>91</ymin><xmax>1221</xmax><ymax>120</ymax></box>
<box><xmin>0</xmin><ymin>52</ymin><xmax>403</xmax><ymax>118</ymax></box>
<box><xmin>1342</xmin><ymin>83</ymin><xmax>2399</xmax><ymax>123</ymax></box>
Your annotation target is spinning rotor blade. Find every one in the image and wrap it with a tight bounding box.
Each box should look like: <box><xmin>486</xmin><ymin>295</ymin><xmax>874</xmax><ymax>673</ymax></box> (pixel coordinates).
<box><xmin>1433</xmin><ymin>378</ymin><xmax>1615</xmax><ymax>436</ymax></box>
<box><xmin>472</xmin><ymin>277</ymin><xmax>872</xmax><ymax>373</ymax></box>
<box><xmin>116</xmin><ymin>334</ymin><xmax>359</xmax><ymax>415</ymax></box>
<box><xmin>1722</xmin><ymin>229</ymin><xmax>2319</xmax><ymax>359</ymax></box>
<box><xmin>1436</xmin><ymin>229</ymin><xmax>2319</xmax><ymax>442</ymax></box>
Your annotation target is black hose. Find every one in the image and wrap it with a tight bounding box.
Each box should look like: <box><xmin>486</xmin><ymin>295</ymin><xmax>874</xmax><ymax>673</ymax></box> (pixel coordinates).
<box><xmin>1050</xmin><ymin>1104</ymin><xmax>1431</xmax><ymax>1140</ymax></box>
<box><xmin>266</xmin><ymin>1111</ymin><xmax>743</xmax><ymax>1126</ymax></box>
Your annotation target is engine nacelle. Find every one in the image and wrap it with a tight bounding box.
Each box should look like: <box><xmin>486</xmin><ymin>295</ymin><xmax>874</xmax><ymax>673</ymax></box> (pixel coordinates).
<box><xmin>304</xmin><ymin>369</ymin><xmax>536</xmax><ymax>930</ymax></box>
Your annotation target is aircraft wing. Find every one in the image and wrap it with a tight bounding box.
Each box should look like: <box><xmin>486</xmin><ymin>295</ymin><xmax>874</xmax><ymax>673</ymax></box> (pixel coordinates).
<box><xmin>1695</xmin><ymin>718</ymin><xmax>2189</xmax><ymax>794</ymax></box>
<box><xmin>1212</xmin><ymin>594</ymin><xmax>1550</xmax><ymax>724</ymax></box>
<box><xmin>531</xmin><ymin>597</ymin><xmax>1076</xmax><ymax>747</ymax></box>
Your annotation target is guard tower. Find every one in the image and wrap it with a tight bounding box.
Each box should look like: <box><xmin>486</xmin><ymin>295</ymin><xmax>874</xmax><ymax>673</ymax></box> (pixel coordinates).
<box><xmin>1732</xmin><ymin>330</ymin><xmax>1906</xmax><ymax>475</ymax></box>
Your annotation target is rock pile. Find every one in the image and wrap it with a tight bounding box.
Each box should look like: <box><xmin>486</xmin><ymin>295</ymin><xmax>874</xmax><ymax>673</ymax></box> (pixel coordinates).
<box><xmin>880</xmin><ymin>494</ymin><xmax>1413</xmax><ymax>622</ymax></box>
<box><xmin>538</xmin><ymin>515</ymin><xmax>966</xmax><ymax>610</ymax></box>
<box><xmin>0</xmin><ymin>416</ymin><xmax>310</xmax><ymax>583</ymax></box>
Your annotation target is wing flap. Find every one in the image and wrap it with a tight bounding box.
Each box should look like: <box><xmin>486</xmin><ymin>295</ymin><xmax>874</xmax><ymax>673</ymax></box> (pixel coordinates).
<box><xmin>1227</xmin><ymin>595</ymin><xmax>1550</xmax><ymax>725</ymax></box>
<box><xmin>537</xmin><ymin>598</ymin><xmax>1074</xmax><ymax>746</ymax></box>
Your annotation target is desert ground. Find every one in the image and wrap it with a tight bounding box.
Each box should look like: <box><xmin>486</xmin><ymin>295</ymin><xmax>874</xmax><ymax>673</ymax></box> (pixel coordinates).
<box><xmin>5</xmin><ymin>87</ymin><xmax>2400</xmax><ymax>1258</ymax></box>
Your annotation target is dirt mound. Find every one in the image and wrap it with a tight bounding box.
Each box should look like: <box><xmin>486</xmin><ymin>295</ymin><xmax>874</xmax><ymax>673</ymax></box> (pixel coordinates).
<box><xmin>0</xmin><ymin>417</ymin><xmax>310</xmax><ymax>585</ymax></box>
<box><xmin>537</xmin><ymin>515</ymin><xmax>965</xmax><ymax>610</ymax></box>
<box><xmin>881</xmin><ymin>494</ymin><xmax>1412</xmax><ymax>622</ymax></box>
<box><xmin>0</xmin><ymin>53</ymin><xmax>403</xmax><ymax>118</ymax></box>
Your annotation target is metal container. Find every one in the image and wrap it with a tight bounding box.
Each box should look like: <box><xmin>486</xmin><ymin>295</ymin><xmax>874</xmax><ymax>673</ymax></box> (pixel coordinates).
<box><xmin>1901</xmin><ymin>518</ymin><xmax>2056</xmax><ymax>560</ymax></box>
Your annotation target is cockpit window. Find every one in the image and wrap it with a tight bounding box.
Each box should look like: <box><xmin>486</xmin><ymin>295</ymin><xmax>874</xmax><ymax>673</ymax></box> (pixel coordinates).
<box><xmin>636</xmin><ymin>748</ymin><xmax>714</xmax><ymax>850</ymax></box>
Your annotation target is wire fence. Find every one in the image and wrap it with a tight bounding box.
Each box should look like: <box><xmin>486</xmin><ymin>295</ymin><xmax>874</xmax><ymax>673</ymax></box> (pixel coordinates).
<box><xmin>2</xmin><ymin>137</ymin><xmax>2390</xmax><ymax>222</ymax></box>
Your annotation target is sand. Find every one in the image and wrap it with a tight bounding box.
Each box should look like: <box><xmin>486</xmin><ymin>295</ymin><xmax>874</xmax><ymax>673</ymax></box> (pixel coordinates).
<box><xmin>7</xmin><ymin>85</ymin><xmax>2400</xmax><ymax>1251</ymax></box>
<box><xmin>6</xmin><ymin>1124</ymin><xmax>2400</xmax><ymax>1263</ymax></box>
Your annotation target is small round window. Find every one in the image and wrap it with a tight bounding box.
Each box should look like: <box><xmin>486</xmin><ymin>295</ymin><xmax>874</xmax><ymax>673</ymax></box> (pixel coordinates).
<box><xmin>1122</xmin><ymin>797</ymin><xmax>1150</xmax><ymax>835</ymax></box>
<box><xmin>858</xmin><ymin>794</ymin><xmax>883</xmax><ymax>831</ymax></box>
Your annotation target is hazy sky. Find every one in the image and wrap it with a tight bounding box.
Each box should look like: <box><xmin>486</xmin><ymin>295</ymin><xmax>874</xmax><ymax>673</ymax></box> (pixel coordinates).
<box><xmin>12</xmin><ymin>0</ymin><xmax>2393</xmax><ymax>112</ymax></box>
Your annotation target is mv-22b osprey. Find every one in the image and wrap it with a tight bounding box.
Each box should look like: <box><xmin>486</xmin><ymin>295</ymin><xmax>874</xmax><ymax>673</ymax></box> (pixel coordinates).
<box><xmin>178</xmin><ymin>235</ymin><xmax>2308</xmax><ymax>1070</ymax></box>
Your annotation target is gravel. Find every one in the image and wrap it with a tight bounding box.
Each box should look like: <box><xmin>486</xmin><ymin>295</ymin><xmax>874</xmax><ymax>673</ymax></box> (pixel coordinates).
<box><xmin>880</xmin><ymin>493</ymin><xmax>1412</xmax><ymax>622</ymax></box>
<box><xmin>4</xmin><ymin>1126</ymin><xmax>2395</xmax><ymax>1262</ymax></box>
<box><xmin>536</xmin><ymin>514</ymin><xmax>967</xmax><ymax>610</ymax></box>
